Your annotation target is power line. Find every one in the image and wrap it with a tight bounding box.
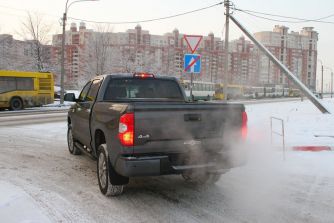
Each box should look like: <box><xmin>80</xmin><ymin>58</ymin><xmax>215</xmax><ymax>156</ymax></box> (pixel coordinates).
<box><xmin>68</xmin><ymin>2</ymin><xmax>223</xmax><ymax>24</ymax></box>
<box><xmin>234</xmin><ymin>8</ymin><xmax>334</xmax><ymax>25</ymax></box>
<box><xmin>238</xmin><ymin>8</ymin><xmax>334</xmax><ymax>22</ymax></box>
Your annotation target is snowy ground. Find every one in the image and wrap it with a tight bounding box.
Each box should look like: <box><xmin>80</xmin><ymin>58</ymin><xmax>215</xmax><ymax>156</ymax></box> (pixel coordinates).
<box><xmin>0</xmin><ymin>99</ymin><xmax>334</xmax><ymax>222</ymax></box>
<box><xmin>247</xmin><ymin>98</ymin><xmax>334</xmax><ymax>148</ymax></box>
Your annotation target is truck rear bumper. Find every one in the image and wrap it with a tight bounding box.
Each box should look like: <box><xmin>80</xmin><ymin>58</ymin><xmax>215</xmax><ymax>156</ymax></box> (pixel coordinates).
<box><xmin>115</xmin><ymin>156</ymin><xmax>168</xmax><ymax>177</ymax></box>
<box><xmin>115</xmin><ymin>151</ymin><xmax>246</xmax><ymax>177</ymax></box>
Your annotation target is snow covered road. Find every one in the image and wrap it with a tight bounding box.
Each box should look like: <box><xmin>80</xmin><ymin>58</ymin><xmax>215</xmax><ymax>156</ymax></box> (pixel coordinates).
<box><xmin>0</xmin><ymin>99</ymin><xmax>334</xmax><ymax>222</ymax></box>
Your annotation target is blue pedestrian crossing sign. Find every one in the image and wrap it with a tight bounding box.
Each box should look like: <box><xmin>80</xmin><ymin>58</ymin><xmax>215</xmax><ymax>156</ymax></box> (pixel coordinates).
<box><xmin>184</xmin><ymin>54</ymin><xmax>201</xmax><ymax>74</ymax></box>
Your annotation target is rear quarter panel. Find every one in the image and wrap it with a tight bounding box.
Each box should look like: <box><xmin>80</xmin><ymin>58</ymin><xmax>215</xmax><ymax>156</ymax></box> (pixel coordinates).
<box><xmin>90</xmin><ymin>102</ymin><xmax>133</xmax><ymax>163</ymax></box>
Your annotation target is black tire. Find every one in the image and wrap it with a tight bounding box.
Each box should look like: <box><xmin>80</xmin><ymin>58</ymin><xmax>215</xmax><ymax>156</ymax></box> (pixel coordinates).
<box><xmin>97</xmin><ymin>144</ymin><xmax>125</xmax><ymax>196</ymax></box>
<box><xmin>67</xmin><ymin>125</ymin><xmax>81</xmax><ymax>155</ymax></box>
<box><xmin>10</xmin><ymin>97</ymin><xmax>23</xmax><ymax>110</ymax></box>
<box><xmin>182</xmin><ymin>170</ymin><xmax>222</xmax><ymax>185</ymax></box>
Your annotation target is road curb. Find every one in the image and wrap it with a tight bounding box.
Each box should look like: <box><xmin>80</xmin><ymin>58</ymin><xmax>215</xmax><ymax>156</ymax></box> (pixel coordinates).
<box><xmin>292</xmin><ymin>146</ymin><xmax>332</xmax><ymax>152</ymax></box>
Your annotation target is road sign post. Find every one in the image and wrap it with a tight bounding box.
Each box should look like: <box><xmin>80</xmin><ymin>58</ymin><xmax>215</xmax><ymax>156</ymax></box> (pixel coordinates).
<box><xmin>190</xmin><ymin>72</ymin><xmax>193</xmax><ymax>101</ymax></box>
<box><xmin>183</xmin><ymin>35</ymin><xmax>202</xmax><ymax>101</ymax></box>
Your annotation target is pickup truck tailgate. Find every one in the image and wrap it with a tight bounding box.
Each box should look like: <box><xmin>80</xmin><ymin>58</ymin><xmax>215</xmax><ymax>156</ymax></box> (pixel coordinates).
<box><xmin>132</xmin><ymin>102</ymin><xmax>245</xmax><ymax>153</ymax></box>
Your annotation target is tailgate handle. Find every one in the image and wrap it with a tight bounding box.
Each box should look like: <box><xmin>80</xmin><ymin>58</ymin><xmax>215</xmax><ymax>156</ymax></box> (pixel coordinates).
<box><xmin>184</xmin><ymin>114</ymin><xmax>201</xmax><ymax>121</ymax></box>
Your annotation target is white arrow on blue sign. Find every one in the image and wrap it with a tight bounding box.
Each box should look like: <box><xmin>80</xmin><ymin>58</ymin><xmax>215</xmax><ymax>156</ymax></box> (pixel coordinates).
<box><xmin>184</xmin><ymin>54</ymin><xmax>201</xmax><ymax>74</ymax></box>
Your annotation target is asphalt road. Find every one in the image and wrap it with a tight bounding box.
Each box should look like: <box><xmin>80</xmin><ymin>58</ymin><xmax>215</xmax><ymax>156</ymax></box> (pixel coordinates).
<box><xmin>0</xmin><ymin>112</ymin><xmax>67</xmax><ymax>127</ymax></box>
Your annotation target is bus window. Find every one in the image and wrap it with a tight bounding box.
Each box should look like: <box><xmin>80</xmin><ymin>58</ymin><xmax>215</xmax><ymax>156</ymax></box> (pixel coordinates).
<box><xmin>196</xmin><ymin>83</ymin><xmax>200</xmax><ymax>91</ymax></box>
<box><xmin>0</xmin><ymin>77</ymin><xmax>16</xmax><ymax>93</ymax></box>
<box><xmin>17</xmin><ymin>77</ymin><xmax>34</xmax><ymax>91</ymax></box>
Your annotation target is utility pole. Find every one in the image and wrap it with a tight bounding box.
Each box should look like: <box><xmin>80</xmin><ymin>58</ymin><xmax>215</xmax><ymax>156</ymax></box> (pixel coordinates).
<box><xmin>60</xmin><ymin>12</ymin><xmax>66</xmax><ymax>105</ymax></box>
<box><xmin>223</xmin><ymin>0</ymin><xmax>230</xmax><ymax>102</ymax></box>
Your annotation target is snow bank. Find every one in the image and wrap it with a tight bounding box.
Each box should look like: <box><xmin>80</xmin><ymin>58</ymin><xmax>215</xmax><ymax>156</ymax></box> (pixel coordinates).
<box><xmin>0</xmin><ymin>181</ymin><xmax>51</xmax><ymax>223</ymax></box>
<box><xmin>246</xmin><ymin>98</ymin><xmax>334</xmax><ymax>149</ymax></box>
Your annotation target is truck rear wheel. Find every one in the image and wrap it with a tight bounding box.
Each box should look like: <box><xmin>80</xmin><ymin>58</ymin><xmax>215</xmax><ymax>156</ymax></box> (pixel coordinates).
<box><xmin>10</xmin><ymin>97</ymin><xmax>23</xmax><ymax>110</ymax></box>
<box><xmin>67</xmin><ymin>125</ymin><xmax>81</xmax><ymax>155</ymax></box>
<box><xmin>97</xmin><ymin>144</ymin><xmax>125</xmax><ymax>196</ymax></box>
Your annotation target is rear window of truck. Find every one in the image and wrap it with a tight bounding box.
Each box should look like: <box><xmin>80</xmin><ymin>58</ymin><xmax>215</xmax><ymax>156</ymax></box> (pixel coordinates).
<box><xmin>103</xmin><ymin>78</ymin><xmax>184</xmax><ymax>101</ymax></box>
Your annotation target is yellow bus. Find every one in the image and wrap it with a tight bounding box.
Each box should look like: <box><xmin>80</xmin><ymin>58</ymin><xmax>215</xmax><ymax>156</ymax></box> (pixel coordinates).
<box><xmin>214</xmin><ymin>83</ymin><xmax>244</xmax><ymax>100</ymax></box>
<box><xmin>0</xmin><ymin>70</ymin><xmax>54</xmax><ymax>110</ymax></box>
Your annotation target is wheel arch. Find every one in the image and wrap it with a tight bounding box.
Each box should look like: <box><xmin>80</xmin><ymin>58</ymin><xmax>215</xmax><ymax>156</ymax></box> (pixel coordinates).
<box><xmin>94</xmin><ymin>129</ymin><xmax>106</xmax><ymax>155</ymax></box>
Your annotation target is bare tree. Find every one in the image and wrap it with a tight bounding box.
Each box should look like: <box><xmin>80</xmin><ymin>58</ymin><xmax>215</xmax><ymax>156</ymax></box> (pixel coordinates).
<box><xmin>19</xmin><ymin>12</ymin><xmax>53</xmax><ymax>72</ymax></box>
<box><xmin>0</xmin><ymin>34</ymin><xmax>14</xmax><ymax>70</ymax></box>
<box><xmin>141</xmin><ymin>48</ymin><xmax>163</xmax><ymax>74</ymax></box>
<box><xmin>122</xmin><ymin>49</ymin><xmax>136</xmax><ymax>73</ymax></box>
<box><xmin>118</xmin><ymin>47</ymin><xmax>164</xmax><ymax>74</ymax></box>
<box><xmin>86</xmin><ymin>24</ymin><xmax>114</xmax><ymax>76</ymax></box>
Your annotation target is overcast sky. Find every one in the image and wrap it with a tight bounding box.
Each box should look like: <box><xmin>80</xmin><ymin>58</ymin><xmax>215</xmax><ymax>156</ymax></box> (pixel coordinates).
<box><xmin>0</xmin><ymin>0</ymin><xmax>333</xmax><ymax>86</ymax></box>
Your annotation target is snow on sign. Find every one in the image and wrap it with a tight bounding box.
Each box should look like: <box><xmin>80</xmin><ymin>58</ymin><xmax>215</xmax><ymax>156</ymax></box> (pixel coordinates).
<box><xmin>184</xmin><ymin>54</ymin><xmax>201</xmax><ymax>73</ymax></box>
<box><xmin>183</xmin><ymin>35</ymin><xmax>203</xmax><ymax>53</ymax></box>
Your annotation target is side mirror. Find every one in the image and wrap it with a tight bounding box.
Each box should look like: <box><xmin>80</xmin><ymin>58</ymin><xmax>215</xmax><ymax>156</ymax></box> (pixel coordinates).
<box><xmin>64</xmin><ymin>93</ymin><xmax>76</xmax><ymax>102</ymax></box>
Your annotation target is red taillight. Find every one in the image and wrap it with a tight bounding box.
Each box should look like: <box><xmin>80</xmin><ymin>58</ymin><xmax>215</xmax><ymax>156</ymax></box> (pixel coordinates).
<box><xmin>118</xmin><ymin>113</ymin><xmax>134</xmax><ymax>146</ymax></box>
<box><xmin>133</xmin><ymin>72</ymin><xmax>154</xmax><ymax>79</ymax></box>
<box><xmin>241</xmin><ymin>111</ymin><xmax>248</xmax><ymax>139</ymax></box>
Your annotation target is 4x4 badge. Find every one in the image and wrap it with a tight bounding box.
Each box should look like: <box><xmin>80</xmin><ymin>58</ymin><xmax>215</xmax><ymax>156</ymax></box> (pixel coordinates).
<box><xmin>138</xmin><ymin>134</ymin><xmax>150</xmax><ymax>139</ymax></box>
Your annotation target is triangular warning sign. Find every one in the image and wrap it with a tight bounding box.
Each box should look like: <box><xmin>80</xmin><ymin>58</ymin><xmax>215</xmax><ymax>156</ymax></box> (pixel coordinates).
<box><xmin>184</xmin><ymin>35</ymin><xmax>203</xmax><ymax>53</ymax></box>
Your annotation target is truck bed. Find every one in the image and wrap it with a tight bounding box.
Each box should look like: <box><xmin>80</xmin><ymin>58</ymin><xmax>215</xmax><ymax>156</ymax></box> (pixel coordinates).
<box><xmin>131</xmin><ymin>101</ymin><xmax>245</xmax><ymax>154</ymax></box>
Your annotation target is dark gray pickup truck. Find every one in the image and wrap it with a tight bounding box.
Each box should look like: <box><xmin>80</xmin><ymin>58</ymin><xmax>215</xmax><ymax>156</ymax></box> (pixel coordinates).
<box><xmin>65</xmin><ymin>73</ymin><xmax>247</xmax><ymax>196</ymax></box>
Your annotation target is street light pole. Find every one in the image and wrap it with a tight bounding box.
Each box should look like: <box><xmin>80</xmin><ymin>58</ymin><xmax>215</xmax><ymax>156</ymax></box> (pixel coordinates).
<box><xmin>331</xmin><ymin>72</ymin><xmax>333</xmax><ymax>98</ymax></box>
<box><xmin>321</xmin><ymin>63</ymin><xmax>324</xmax><ymax>98</ymax></box>
<box><xmin>318</xmin><ymin>59</ymin><xmax>324</xmax><ymax>99</ymax></box>
<box><xmin>60</xmin><ymin>11</ymin><xmax>67</xmax><ymax>104</ymax></box>
<box><xmin>324</xmin><ymin>66</ymin><xmax>333</xmax><ymax>98</ymax></box>
<box><xmin>60</xmin><ymin>0</ymin><xmax>98</xmax><ymax>105</ymax></box>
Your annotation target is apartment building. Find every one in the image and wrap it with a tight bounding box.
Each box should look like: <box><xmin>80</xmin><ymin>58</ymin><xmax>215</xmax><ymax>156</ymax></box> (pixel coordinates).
<box><xmin>51</xmin><ymin>24</ymin><xmax>226</xmax><ymax>88</ymax></box>
<box><xmin>51</xmin><ymin>22</ymin><xmax>93</xmax><ymax>88</ymax></box>
<box><xmin>254</xmin><ymin>26</ymin><xmax>318</xmax><ymax>90</ymax></box>
<box><xmin>230</xmin><ymin>36</ymin><xmax>258</xmax><ymax>86</ymax></box>
<box><xmin>0</xmin><ymin>34</ymin><xmax>52</xmax><ymax>72</ymax></box>
<box><xmin>49</xmin><ymin>23</ymin><xmax>318</xmax><ymax>90</ymax></box>
<box><xmin>106</xmin><ymin>25</ymin><xmax>225</xmax><ymax>82</ymax></box>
